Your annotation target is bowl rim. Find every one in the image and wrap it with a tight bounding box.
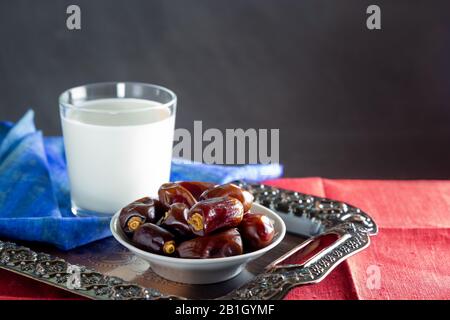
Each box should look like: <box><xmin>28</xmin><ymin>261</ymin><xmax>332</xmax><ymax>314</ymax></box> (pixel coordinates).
<box><xmin>110</xmin><ymin>203</ymin><xmax>286</xmax><ymax>264</ymax></box>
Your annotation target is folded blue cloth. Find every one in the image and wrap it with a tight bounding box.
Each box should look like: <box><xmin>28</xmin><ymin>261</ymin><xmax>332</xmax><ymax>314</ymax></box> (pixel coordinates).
<box><xmin>0</xmin><ymin>110</ymin><xmax>283</xmax><ymax>250</ymax></box>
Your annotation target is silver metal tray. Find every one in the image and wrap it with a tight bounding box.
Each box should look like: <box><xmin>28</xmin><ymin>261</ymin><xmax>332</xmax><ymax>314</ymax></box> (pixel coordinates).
<box><xmin>0</xmin><ymin>182</ymin><xmax>377</xmax><ymax>300</ymax></box>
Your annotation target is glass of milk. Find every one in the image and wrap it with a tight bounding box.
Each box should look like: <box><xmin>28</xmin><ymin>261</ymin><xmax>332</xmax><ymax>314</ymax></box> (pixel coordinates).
<box><xmin>59</xmin><ymin>82</ymin><xmax>176</xmax><ymax>217</ymax></box>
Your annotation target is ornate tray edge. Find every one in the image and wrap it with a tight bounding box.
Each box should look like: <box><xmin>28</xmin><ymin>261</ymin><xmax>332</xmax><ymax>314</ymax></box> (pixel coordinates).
<box><xmin>0</xmin><ymin>240</ymin><xmax>184</xmax><ymax>300</ymax></box>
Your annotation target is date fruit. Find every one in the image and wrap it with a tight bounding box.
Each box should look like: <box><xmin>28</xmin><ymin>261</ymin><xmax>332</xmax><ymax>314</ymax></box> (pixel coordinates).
<box><xmin>160</xmin><ymin>203</ymin><xmax>193</xmax><ymax>238</ymax></box>
<box><xmin>187</xmin><ymin>197</ymin><xmax>244</xmax><ymax>236</ymax></box>
<box><xmin>200</xmin><ymin>183</ymin><xmax>254</xmax><ymax>212</ymax></box>
<box><xmin>177</xmin><ymin>228</ymin><xmax>243</xmax><ymax>258</ymax></box>
<box><xmin>132</xmin><ymin>223</ymin><xmax>176</xmax><ymax>255</ymax></box>
<box><xmin>178</xmin><ymin>181</ymin><xmax>215</xmax><ymax>200</ymax></box>
<box><xmin>239</xmin><ymin>213</ymin><xmax>275</xmax><ymax>250</ymax></box>
<box><xmin>121</xmin><ymin>181</ymin><xmax>276</xmax><ymax>259</ymax></box>
<box><xmin>119</xmin><ymin>197</ymin><xmax>167</xmax><ymax>236</ymax></box>
<box><xmin>158</xmin><ymin>183</ymin><xmax>197</xmax><ymax>208</ymax></box>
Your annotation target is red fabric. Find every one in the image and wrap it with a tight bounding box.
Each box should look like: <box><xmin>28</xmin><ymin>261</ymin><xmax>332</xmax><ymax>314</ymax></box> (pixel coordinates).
<box><xmin>1</xmin><ymin>178</ymin><xmax>449</xmax><ymax>300</ymax></box>
<box><xmin>264</xmin><ymin>178</ymin><xmax>450</xmax><ymax>300</ymax></box>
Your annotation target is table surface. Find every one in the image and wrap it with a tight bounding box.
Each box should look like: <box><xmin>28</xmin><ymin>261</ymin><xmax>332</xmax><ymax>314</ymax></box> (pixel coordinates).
<box><xmin>1</xmin><ymin>178</ymin><xmax>449</xmax><ymax>300</ymax></box>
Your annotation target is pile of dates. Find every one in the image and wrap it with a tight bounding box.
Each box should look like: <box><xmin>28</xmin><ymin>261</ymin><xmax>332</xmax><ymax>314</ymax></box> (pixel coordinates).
<box><xmin>119</xmin><ymin>182</ymin><xmax>275</xmax><ymax>259</ymax></box>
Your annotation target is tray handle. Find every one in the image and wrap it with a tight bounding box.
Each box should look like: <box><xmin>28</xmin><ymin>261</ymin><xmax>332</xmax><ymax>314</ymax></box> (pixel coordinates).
<box><xmin>222</xmin><ymin>222</ymin><xmax>371</xmax><ymax>300</ymax></box>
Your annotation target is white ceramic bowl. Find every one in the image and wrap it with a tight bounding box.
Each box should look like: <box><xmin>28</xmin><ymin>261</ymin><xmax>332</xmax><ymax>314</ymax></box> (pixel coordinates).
<box><xmin>110</xmin><ymin>203</ymin><xmax>286</xmax><ymax>284</ymax></box>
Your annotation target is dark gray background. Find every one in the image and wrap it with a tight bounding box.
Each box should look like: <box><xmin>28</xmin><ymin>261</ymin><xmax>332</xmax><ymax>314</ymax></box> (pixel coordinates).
<box><xmin>0</xmin><ymin>0</ymin><xmax>449</xmax><ymax>178</ymax></box>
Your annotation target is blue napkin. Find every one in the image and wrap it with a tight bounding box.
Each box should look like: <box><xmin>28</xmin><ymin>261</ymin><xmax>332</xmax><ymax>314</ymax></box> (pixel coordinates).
<box><xmin>0</xmin><ymin>110</ymin><xmax>282</xmax><ymax>250</ymax></box>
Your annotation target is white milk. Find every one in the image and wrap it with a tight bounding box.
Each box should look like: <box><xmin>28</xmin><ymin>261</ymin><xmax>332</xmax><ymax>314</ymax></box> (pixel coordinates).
<box><xmin>61</xmin><ymin>98</ymin><xmax>175</xmax><ymax>215</ymax></box>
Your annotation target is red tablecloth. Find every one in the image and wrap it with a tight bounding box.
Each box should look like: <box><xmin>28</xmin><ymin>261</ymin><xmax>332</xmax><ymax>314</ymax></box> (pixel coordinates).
<box><xmin>1</xmin><ymin>178</ymin><xmax>449</xmax><ymax>300</ymax></box>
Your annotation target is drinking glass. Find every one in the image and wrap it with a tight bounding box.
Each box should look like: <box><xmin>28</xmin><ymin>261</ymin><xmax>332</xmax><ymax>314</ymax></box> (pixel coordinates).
<box><xmin>59</xmin><ymin>82</ymin><xmax>176</xmax><ymax>217</ymax></box>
